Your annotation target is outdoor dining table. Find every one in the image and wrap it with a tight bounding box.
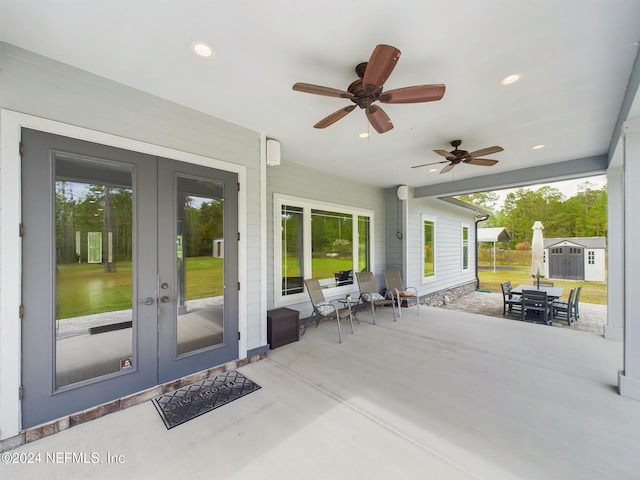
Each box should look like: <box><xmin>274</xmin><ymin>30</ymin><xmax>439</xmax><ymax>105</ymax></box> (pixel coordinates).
<box><xmin>511</xmin><ymin>284</ymin><xmax>564</xmax><ymax>300</ymax></box>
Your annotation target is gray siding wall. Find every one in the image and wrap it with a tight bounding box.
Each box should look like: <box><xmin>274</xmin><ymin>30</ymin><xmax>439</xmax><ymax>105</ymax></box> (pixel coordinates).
<box><xmin>407</xmin><ymin>194</ymin><xmax>478</xmax><ymax>295</ymax></box>
<box><xmin>385</xmin><ymin>187</ymin><xmax>405</xmax><ymax>271</ymax></box>
<box><xmin>267</xmin><ymin>159</ymin><xmax>387</xmax><ymax>317</ymax></box>
<box><xmin>0</xmin><ymin>43</ymin><xmax>264</xmax><ymax>349</ymax></box>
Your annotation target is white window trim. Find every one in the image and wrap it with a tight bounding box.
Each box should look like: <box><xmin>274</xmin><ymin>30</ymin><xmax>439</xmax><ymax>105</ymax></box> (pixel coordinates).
<box><xmin>461</xmin><ymin>223</ymin><xmax>471</xmax><ymax>272</ymax></box>
<box><xmin>421</xmin><ymin>213</ymin><xmax>436</xmax><ymax>284</ymax></box>
<box><xmin>274</xmin><ymin>194</ymin><xmax>375</xmax><ymax>306</ymax></box>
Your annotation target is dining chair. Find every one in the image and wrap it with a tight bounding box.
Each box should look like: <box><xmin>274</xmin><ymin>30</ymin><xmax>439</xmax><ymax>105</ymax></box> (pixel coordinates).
<box><xmin>552</xmin><ymin>288</ymin><xmax>576</xmax><ymax>325</ymax></box>
<box><xmin>521</xmin><ymin>290</ymin><xmax>552</xmax><ymax>325</ymax></box>
<box><xmin>573</xmin><ymin>285</ymin><xmax>582</xmax><ymax>322</ymax></box>
<box><xmin>304</xmin><ymin>278</ymin><xmax>354</xmax><ymax>343</ymax></box>
<box><xmin>355</xmin><ymin>271</ymin><xmax>396</xmax><ymax>324</ymax></box>
<box><xmin>501</xmin><ymin>281</ymin><xmax>522</xmax><ymax>315</ymax></box>
<box><xmin>384</xmin><ymin>270</ymin><xmax>419</xmax><ymax>318</ymax></box>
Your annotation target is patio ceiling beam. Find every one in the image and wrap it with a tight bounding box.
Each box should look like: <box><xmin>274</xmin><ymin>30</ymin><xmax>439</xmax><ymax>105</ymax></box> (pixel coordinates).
<box><xmin>414</xmin><ymin>154</ymin><xmax>607</xmax><ymax>199</ymax></box>
<box><xmin>608</xmin><ymin>46</ymin><xmax>640</xmax><ymax>163</ymax></box>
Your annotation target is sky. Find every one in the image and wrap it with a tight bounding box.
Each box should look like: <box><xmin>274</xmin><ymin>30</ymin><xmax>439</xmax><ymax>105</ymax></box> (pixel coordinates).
<box><xmin>492</xmin><ymin>174</ymin><xmax>607</xmax><ymax>208</ymax></box>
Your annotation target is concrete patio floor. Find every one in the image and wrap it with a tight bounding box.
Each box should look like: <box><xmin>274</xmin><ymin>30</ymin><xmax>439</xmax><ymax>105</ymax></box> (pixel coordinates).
<box><xmin>2</xmin><ymin>304</ymin><xmax>638</xmax><ymax>480</ymax></box>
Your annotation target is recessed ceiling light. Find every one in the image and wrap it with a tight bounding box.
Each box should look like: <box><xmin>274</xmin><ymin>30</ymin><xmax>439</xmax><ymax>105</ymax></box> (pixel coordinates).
<box><xmin>358</xmin><ymin>132</ymin><xmax>369</xmax><ymax>139</ymax></box>
<box><xmin>500</xmin><ymin>73</ymin><xmax>521</xmax><ymax>86</ymax></box>
<box><xmin>532</xmin><ymin>144</ymin><xmax>545</xmax><ymax>150</ymax></box>
<box><xmin>429</xmin><ymin>168</ymin><xmax>438</xmax><ymax>173</ymax></box>
<box><xmin>191</xmin><ymin>41</ymin><xmax>215</xmax><ymax>59</ymax></box>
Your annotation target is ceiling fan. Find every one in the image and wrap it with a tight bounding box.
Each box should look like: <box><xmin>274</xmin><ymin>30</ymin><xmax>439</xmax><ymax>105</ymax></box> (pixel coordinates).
<box><xmin>292</xmin><ymin>44</ymin><xmax>445</xmax><ymax>134</ymax></box>
<box><xmin>412</xmin><ymin>139</ymin><xmax>503</xmax><ymax>173</ymax></box>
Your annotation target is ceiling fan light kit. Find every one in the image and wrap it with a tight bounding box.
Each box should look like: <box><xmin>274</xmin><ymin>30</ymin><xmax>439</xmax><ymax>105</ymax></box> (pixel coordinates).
<box><xmin>292</xmin><ymin>44</ymin><xmax>445</xmax><ymax>134</ymax></box>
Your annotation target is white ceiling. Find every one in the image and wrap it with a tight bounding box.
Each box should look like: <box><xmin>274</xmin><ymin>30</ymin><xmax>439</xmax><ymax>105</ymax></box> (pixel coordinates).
<box><xmin>1</xmin><ymin>0</ymin><xmax>639</xmax><ymax>192</ymax></box>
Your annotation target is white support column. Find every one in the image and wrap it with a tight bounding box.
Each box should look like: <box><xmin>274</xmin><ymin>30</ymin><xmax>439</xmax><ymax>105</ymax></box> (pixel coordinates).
<box><xmin>620</xmin><ymin>117</ymin><xmax>640</xmax><ymax>400</ymax></box>
<box><xmin>605</xmin><ymin>166</ymin><xmax>623</xmax><ymax>340</ymax></box>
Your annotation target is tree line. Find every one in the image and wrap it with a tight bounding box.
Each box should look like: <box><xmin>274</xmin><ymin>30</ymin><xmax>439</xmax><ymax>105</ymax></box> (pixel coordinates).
<box><xmin>458</xmin><ymin>180</ymin><xmax>607</xmax><ymax>246</ymax></box>
<box><xmin>55</xmin><ymin>181</ymin><xmax>223</xmax><ymax>264</ymax></box>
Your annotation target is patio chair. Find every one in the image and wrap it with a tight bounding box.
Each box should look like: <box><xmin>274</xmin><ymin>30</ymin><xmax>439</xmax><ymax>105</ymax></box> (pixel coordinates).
<box><xmin>355</xmin><ymin>271</ymin><xmax>396</xmax><ymax>324</ymax></box>
<box><xmin>552</xmin><ymin>288</ymin><xmax>575</xmax><ymax>326</ymax></box>
<box><xmin>504</xmin><ymin>280</ymin><xmax>522</xmax><ymax>298</ymax></box>
<box><xmin>304</xmin><ymin>278</ymin><xmax>354</xmax><ymax>343</ymax></box>
<box><xmin>573</xmin><ymin>285</ymin><xmax>582</xmax><ymax>322</ymax></box>
<box><xmin>384</xmin><ymin>270</ymin><xmax>419</xmax><ymax>318</ymax></box>
<box><xmin>533</xmin><ymin>280</ymin><xmax>554</xmax><ymax>287</ymax></box>
<box><xmin>521</xmin><ymin>289</ymin><xmax>552</xmax><ymax>325</ymax></box>
<box><xmin>501</xmin><ymin>281</ymin><xmax>522</xmax><ymax>315</ymax></box>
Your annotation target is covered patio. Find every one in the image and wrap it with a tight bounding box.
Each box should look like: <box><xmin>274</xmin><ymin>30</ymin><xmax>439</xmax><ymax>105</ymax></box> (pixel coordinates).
<box><xmin>2</xmin><ymin>305</ymin><xmax>636</xmax><ymax>480</ymax></box>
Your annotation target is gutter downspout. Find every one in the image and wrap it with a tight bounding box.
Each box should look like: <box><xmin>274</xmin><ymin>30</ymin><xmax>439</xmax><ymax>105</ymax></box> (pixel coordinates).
<box><xmin>475</xmin><ymin>213</ymin><xmax>490</xmax><ymax>290</ymax></box>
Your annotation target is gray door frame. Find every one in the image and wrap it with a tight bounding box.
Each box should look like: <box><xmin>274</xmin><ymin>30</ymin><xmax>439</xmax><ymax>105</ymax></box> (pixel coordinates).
<box><xmin>21</xmin><ymin>128</ymin><xmax>239</xmax><ymax>428</ymax></box>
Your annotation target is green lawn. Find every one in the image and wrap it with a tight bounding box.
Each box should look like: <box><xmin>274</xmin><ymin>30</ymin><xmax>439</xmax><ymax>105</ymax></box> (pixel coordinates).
<box><xmin>56</xmin><ymin>257</ymin><xmax>223</xmax><ymax>319</ymax></box>
<box><xmin>55</xmin><ymin>250</ymin><xmax>607</xmax><ymax>318</ymax></box>
<box><xmin>283</xmin><ymin>256</ymin><xmax>354</xmax><ymax>279</ymax></box>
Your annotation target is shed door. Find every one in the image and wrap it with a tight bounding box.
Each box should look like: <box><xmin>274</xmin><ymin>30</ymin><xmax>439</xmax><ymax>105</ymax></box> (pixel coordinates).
<box><xmin>549</xmin><ymin>246</ymin><xmax>584</xmax><ymax>280</ymax></box>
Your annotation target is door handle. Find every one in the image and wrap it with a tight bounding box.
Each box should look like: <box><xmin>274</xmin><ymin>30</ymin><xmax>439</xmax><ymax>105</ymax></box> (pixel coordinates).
<box><xmin>140</xmin><ymin>297</ymin><xmax>155</xmax><ymax>305</ymax></box>
<box><xmin>160</xmin><ymin>295</ymin><xmax>175</xmax><ymax>304</ymax></box>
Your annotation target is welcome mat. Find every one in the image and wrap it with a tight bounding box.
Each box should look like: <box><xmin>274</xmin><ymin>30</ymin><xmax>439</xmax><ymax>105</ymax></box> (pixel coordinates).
<box><xmin>152</xmin><ymin>371</ymin><xmax>261</xmax><ymax>429</ymax></box>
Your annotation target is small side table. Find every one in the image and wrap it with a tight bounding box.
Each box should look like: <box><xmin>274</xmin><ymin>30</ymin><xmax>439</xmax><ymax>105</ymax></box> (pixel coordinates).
<box><xmin>338</xmin><ymin>299</ymin><xmax>361</xmax><ymax>323</ymax></box>
<box><xmin>267</xmin><ymin>307</ymin><xmax>300</xmax><ymax>349</ymax></box>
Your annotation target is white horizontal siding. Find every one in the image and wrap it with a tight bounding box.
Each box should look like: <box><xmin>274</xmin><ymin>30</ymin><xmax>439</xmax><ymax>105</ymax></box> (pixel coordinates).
<box><xmin>408</xmin><ymin>195</ymin><xmax>477</xmax><ymax>296</ymax></box>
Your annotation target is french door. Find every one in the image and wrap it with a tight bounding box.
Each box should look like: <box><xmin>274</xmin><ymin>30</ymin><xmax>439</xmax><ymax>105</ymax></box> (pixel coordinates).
<box><xmin>21</xmin><ymin>128</ymin><xmax>238</xmax><ymax>428</ymax></box>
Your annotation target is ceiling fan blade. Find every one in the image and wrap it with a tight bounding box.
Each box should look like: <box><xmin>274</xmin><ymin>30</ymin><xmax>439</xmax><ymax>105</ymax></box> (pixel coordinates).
<box><xmin>292</xmin><ymin>82</ymin><xmax>354</xmax><ymax>99</ymax></box>
<box><xmin>440</xmin><ymin>163</ymin><xmax>455</xmax><ymax>174</ymax></box>
<box><xmin>379</xmin><ymin>84</ymin><xmax>446</xmax><ymax>104</ymax></box>
<box><xmin>467</xmin><ymin>146</ymin><xmax>503</xmax><ymax>158</ymax></box>
<box><xmin>313</xmin><ymin>105</ymin><xmax>356</xmax><ymax>129</ymax></box>
<box><xmin>465</xmin><ymin>158</ymin><xmax>499</xmax><ymax>166</ymax></box>
<box><xmin>366</xmin><ymin>105</ymin><xmax>394</xmax><ymax>133</ymax></box>
<box><xmin>362</xmin><ymin>44</ymin><xmax>401</xmax><ymax>93</ymax></box>
<box><xmin>411</xmin><ymin>160</ymin><xmax>448</xmax><ymax>169</ymax></box>
<box><xmin>433</xmin><ymin>149</ymin><xmax>454</xmax><ymax>159</ymax></box>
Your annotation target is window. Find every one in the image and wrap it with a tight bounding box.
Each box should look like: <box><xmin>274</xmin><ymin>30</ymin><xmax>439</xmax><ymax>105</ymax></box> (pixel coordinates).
<box><xmin>281</xmin><ymin>205</ymin><xmax>304</xmax><ymax>295</ymax></box>
<box><xmin>276</xmin><ymin>195</ymin><xmax>374</xmax><ymax>301</ymax></box>
<box><xmin>462</xmin><ymin>225</ymin><xmax>469</xmax><ymax>271</ymax></box>
<box><xmin>588</xmin><ymin>250</ymin><xmax>595</xmax><ymax>265</ymax></box>
<box><xmin>422</xmin><ymin>215</ymin><xmax>435</xmax><ymax>280</ymax></box>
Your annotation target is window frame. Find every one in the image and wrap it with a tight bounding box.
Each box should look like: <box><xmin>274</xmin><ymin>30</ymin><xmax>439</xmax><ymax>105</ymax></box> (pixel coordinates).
<box><xmin>274</xmin><ymin>194</ymin><xmax>375</xmax><ymax>305</ymax></box>
<box><xmin>421</xmin><ymin>213</ymin><xmax>436</xmax><ymax>283</ymax></box>
<box><xmin>461</xmin><ymin>223</ymin><xmax>470</xmax><ymax>272</ymax></box>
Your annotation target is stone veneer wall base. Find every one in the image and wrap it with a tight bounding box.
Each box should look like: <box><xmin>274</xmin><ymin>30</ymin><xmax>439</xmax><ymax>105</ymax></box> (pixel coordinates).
<box><xmin>0</xmin><ymin>352</ymin><xmax>268</xmax><ymax>452</ymax></box>
<box><xmin>419</xmin><ymin>280</ymin><xmax>478</xmax><ymax>307</ymax></box>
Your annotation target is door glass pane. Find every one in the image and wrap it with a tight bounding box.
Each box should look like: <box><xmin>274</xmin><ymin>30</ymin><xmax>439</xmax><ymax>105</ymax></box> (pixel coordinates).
<box><xmin>311</xmin><ymin>209</ymin><xmax>353</xmax><ymax>286</ymax></box>
<box><xmin>55</xmin><ymin>156</ymin><xmax>133</xmax><ymax>388</ymax></box>
<box><xmin>281</xmin><ymin>205</ymin><xmax>304</xmax><ymax>295</ymax></box>
<box><xmin>176</xmin><ymin>177</ymin><xmax>225</xmax><ymax>355</ymax></box>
